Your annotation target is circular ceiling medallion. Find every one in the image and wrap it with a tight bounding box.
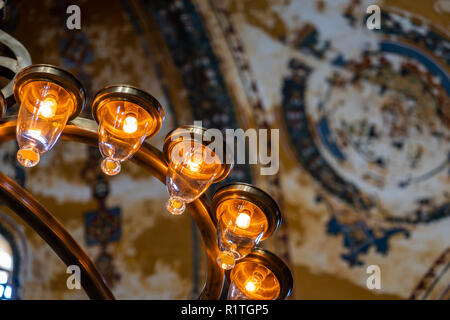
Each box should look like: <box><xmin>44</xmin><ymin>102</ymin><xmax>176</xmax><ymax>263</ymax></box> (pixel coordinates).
<box><xmin>282</xmin><ymin>7</ymin><xmax>449</xmax><ymax>224</ymax></box>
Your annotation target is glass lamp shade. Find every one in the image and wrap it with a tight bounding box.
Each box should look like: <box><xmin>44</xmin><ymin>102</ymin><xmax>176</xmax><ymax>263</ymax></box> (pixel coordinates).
<box><xmin>228</xmin><ymin>249</ymin><xmax>293</xmax><ymax>300</ymax></box>
<box><xmin>13</xmin><ymin>65</ymin><xmax>86</xmax><ymax>168</ymax></box>
<box><xmin>216</xmin><ymin>199</ymin><xmax>268</xmax><ymax>269</ymax></box>
<box><xmin>211</xmin><ymin>183</ymin><xmax>281</xmax><ymax>270</ymax></box>
<box><xmin>166</xmin><ymin>140</ymin><xmax>222</xmax><ymax>215</ymax></box>
<box><xmin>228</xmin><ymin>263</ymin><xmax>280</xmax><ymax>300</ymax></box>
<box><xmin>163</xmin><ymin>126</ymin><xmax>231</xmax><ymax>215</ymax></box>
<box><xmin>97</xmin><ymin>100</ymin><xmax>152</xmax><ymax>175</ymax></box>
<box><xmin>92</xmin><ymin>85</ymin><xmax>164</xmax><ymax>176</ymax></box>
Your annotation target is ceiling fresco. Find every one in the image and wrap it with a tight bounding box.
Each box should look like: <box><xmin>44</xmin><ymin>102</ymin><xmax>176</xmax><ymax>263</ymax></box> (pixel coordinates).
<box><xmin>0</xmin><ymin>0</ymin><xmax>448</xmax><ymax>299</ymax></box>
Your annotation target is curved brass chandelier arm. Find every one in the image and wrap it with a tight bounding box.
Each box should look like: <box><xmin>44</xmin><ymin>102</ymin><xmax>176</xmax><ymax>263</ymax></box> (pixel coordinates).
<box><xmin>0</xmin><ymin>118</ymin><xmax>225</xmax><ymax>300</ymax></box>
<box><xmin>188</xmin><ymin>196</ymin><xmax>225</xmax><ymax>300</ymax></box>
<box><xmin>0</xmin><ymin>172</ymin><xmax>115</xmax><ymax>300</ymax></box>
<box><xmin>0</xmin><ymin>29</ymin><xmax>32</xmax><ymax>100</ymax></box>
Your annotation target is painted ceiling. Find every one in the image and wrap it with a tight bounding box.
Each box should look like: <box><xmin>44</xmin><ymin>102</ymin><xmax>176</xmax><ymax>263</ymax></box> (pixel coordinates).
<box><xmin>0</xmin><ymin>0</ymin><xmax>448</xmax><ymax>299</ymax></box>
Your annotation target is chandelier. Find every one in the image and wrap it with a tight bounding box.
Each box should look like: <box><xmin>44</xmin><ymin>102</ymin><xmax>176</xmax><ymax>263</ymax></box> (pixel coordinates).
<box><xmin>0</xmin><ymin>31</ymin><xmax>293</xmax><ymax>300</ymax></box>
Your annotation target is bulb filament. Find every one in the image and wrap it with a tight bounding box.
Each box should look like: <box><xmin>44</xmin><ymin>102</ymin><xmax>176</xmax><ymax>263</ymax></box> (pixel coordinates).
<box><xmin>123</xmin><ymin>115</ymin><xmax>138</xmax><ymax>134</ymax></box>
<box><xmin>244</xmin><ymin>271</ymin><xmax>265</xmax><ymax>294</ymax></box>
<box><xmin>236</xmin><ymin>212</ymin><xmax>251</xmax><ymax>229</ymax></box>
<box><xmin>38</xmin><ymin>97</ymin><xmax>57</xmax><ymax>118</ymax></box>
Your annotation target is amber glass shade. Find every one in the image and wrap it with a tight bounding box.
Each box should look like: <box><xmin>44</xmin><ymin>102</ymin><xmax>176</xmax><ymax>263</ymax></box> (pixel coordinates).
<box><xmin>16</xmin><ymin>80</ymin><xmax>75</xmax><ymax>167</ymax></box>
<box><xmin>93</xmin><ymin>85</ymin><xmax>164</xmax><ymax>176</ymax></box>
<box><xmin>164</xmin><ymin>125</ymin><xmax>231</xmax><ymax>215</ymax></box>
<box><xmin>212</xmin><ymin>183</ymin><xmax>281</xmax><ymax>270</ymax></box>
<box><xmin>97</xmin><ymin>100</ymin><xmax>153</xmax><ymax>175</ymax></box>
<box><xmin>228</xmin><ymin>262</ymin><xmax>280</xmax><ymax>300</ymax></box>
<box><xmin>166</xmin><ymin>140</ymin><xmax>222</xmax><ymax>215</ymax></box>
<box><xmin>216</xmin><ymin>199</ymin><xmax>268</xmax><ymax>270</ymax></box>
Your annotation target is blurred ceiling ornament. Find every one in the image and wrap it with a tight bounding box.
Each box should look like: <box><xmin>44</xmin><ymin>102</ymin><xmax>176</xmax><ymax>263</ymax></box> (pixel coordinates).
<box><xmin>0</xmin><ymin>30</ymin><xmax>292</xmax><ymax>300</ymax></box>
<box><xmin>211</xmin><ymin>1</ymin><xmax>449</xmax><ymax>300</ymax></box>
<box><xmin>434</xmin><ymin>0</ymin><xmax>450</xmax><ymax>13</ymax></box>
<box><xmin>409</xmin><ymin>247</ymin><xmax>450</xmax><ymax>300</ymax></box>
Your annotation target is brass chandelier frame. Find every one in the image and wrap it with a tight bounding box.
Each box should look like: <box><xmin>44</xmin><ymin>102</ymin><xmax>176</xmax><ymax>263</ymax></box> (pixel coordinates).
<box><xmin>0</xmin><ymin>117</ymin><xmax>222</xmax><ymax>300</ymax></box>
<box><xmin>0</xmin><ymin>28</ymin><xmax>293</xmax><ymax>300</ymax></box>
<box><xmin>0</xmin><ymin>111</ymin><xmax>293</xmax><ymax>301</ymax></box>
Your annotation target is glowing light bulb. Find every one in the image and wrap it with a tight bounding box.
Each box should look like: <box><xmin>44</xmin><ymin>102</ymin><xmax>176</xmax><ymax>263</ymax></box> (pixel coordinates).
<box><xmin>228</xmin><ymin>251</ymin><xmax>290</xmax><ymax>300</ymax></box>
<box><xmin>38</xmin><ymin>97</ymin><xmax>57</xmax><ymax>118</ymax></box>
<box><xmin>244</xmin><ymin>271</ymin><xmax>264</xmax><ymax>293</ymax></box>
<box><xmin>97</xmin><ymin>103</ymin><xmax>150</xmax><ymax>176</ymax></box>
<box><xmin>165</xmin><ymin>130</ymin><xmax>225</xmax><ymax>216</ymax></box>
<box><xmin>187</xmin><ymin>158</ymin><xmax>200</xmax><ymax>172</ymax></box>
<box><xmin>93</xmin><ymin>86</ymin><xmax>164</xmax><ymax>177</ymax></box>
<box><xmin>236</xmin><ymin>212</ymin><xmax>251</xmax><ymax>229</ymax></box>
<box><xmin>213</xmin><ymin>184</ymin><xmax>281</xmax><ymax>271</ymax></box>
<box><xmin>123</xmin><ymin>115</ymin><xmax>138</xmax><ymax>134</ymax></box>
<box><xmin>14</xmin><ymin>64</ymin><xmax>86</xmax><ymax>168</ymax></box>
<box><xmin>245</xmin><ymin>278</ymin><xmax>259</xmax><ymax>293</ymax></box>
<box><xmin>216</xmin><ymin>200</ymin><xmax>265</xmax><ymax>270</ymax></box>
